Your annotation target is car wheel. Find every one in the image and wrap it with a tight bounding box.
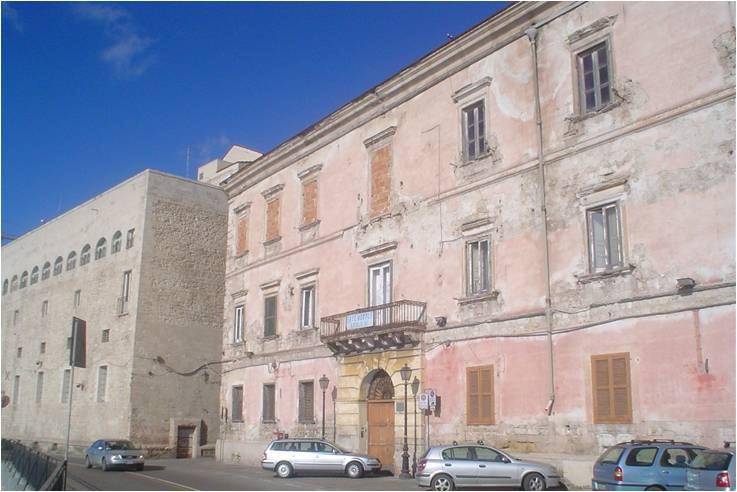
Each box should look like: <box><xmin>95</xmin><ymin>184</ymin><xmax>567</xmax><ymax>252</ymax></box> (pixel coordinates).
<box><xmin>346</xmin><ymin>461</ymin><xmax>364</xmax><ymax>479</ymax></box>
<box><xmin>523</xmin><ymin>472</ymin><xmax>546</xmax><ymax>491</ymax></box>
<box><xmin>101</xmin><ymin>458</ymin><xmax>108</xmax><ymax>472</ymax></box>
<box><xmin>431</xmin><ymin>474</ymin><xmax>454</xmax><ymax>491</ymax></box>
<box><xmin>85</xmin><ymin>456</ymin><xmax>92</xmax><ymax>469</ymax></box>
<box><xmin>275</xmin><ymin>461</ymin><xmax>293</xmax><ymax>479</ymax></box>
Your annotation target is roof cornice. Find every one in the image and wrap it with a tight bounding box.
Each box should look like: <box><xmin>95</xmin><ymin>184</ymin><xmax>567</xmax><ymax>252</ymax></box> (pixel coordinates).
<box><xmin>225</xmin><ymin>1</ymin><xmax>560</xmax><ymax>197</ymax></box>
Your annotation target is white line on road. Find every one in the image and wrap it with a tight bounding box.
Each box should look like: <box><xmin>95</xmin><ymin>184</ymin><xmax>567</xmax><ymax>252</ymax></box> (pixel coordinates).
<box><xmin>125</xmin><ymin>471</ymin><xmax>199</xmax><ymax>491</ymax></box>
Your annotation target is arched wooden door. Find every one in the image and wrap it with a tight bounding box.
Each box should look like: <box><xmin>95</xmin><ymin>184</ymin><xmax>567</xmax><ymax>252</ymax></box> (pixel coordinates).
<box><xmin>366</xmin><ymin>370</ymin><xmax>395</xmax><ymax>473</ymax></box>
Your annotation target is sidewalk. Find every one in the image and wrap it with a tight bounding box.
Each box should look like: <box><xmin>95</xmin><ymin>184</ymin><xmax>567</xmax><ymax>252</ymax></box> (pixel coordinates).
<box><xmin>513</xmin><ymin>451</ymin><xmax>596</xmax><ymax>489</ymax></box>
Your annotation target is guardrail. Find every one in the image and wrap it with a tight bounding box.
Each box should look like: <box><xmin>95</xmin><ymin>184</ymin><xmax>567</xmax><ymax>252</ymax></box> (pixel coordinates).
<box><xmin>1</xmin><ymin>439</ymin><xmax>66</xmax><ymax>490</ymax></box>
<box><xmin>320</xmin><ymin>300</ymin><xmax>427</xmax><ymax>339</ymax></box>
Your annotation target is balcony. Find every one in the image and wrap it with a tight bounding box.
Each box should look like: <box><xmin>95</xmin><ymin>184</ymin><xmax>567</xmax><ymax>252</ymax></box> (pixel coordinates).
<box><xmin>320</xmin><ymin>300</ymin><xmax>427</xmax><ymax>355</ymax></box>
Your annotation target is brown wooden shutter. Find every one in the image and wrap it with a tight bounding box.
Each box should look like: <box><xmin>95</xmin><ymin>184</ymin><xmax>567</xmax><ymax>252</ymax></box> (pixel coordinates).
<box><xmin>236</xmin><ymin>217</ymin><xmax>248</xmax><ymax>255</ymax></box>
<box><xmin>591</xmin><ymin>353</ymin><xmax>632</xmax><ymax>424</ymax></box>
<box><xmin>467</xmin><ymin>365</ymin><xmax>494</xmax><ymax>425</ymax></box>
<box><xmin>263</xmin><ymin>384</ymin><xmax>275</xmax><ymax>422</ymax></box>
<box><xmin>369</xmin><ymin>145</ymin><xmax>391</xmax><ymax>217</ymax></box>
<box><xmin>266</xmin><ymin>198</ymin><xmax>281</xmax><ymax>241</ymax></box>
<box><xmin>302</xmin><ymin>180</ymin><xmax>318</xmax><ymax>226</ymax></box>
<box><xmin>232</xmin><ymin>386</ymin><xmax>243</xmax><ymax>422</ymax></box>
<box><xmin>299</xmin><ymin>381</ymin><xmax>314</xmax><ymax>422</ymax></box>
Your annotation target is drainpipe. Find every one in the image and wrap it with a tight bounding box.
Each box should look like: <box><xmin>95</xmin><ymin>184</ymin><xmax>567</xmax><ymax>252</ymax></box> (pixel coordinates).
<box><xmin>525</xmin><ymin>26</ymin><xmax>556</xmax><ymax>416</ymax></box>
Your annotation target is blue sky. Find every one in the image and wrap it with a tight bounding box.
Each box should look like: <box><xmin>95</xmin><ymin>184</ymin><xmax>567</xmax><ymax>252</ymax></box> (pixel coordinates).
<box><xmin>2</xmin><ymin>2</ymin><xmax>508</xmax><ymax>239</ymax></box>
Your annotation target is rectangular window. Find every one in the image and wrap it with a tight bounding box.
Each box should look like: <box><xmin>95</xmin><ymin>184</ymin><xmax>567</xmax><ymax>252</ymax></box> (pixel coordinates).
<box><xmin>40</xmin><ymin>342</ymin><xmax>46</xmax><ymax>354</ymax></box>
<box><xmin>369</xmin><ymin>145</ymin><xmax>392</xmax><ymax>217</ymax></box>
<box><xmin>97</xmin><ymin>366</ymin><xmax>108</xmax><ymax>402</ymax></box>
<box><xmin>587</xmin><ymin>203</ymin><xmax>623</xmax><ymax>272</ymax></box>
<box><xmin>101</xmin><ymin>329</ymin><xmax>110</xmax><ymax>343</ymax></box>
<box><xmin>126</xmin><ymin>229</ymin><xmax>135</xmax><ymax>249</ymax></box>
<box><xmin>13</xmin><ymin>375</ymin><xmax>20</xmax><ymax>407</ymax></box>
<box><xmin>368</xmin><ymin>262</ymin><xmax>392</xmax><ymax>307</ymax></box>
<box><xmin>61</xmin><ymin>369</ymin><xmax>71</xmax><ymax>404</ymax></box>
<box><xmin>17</xmin><ymin>347</ymin><xmax>22</xmax><ymax>358</ymax></box>
<box><xmin>298</xmin><ymin>381</ymin><xmax>315</xmax><ymax>423</ymax></box>
<box><xmin>463</xmin><ymin>100</ymin><xmax>486</xmax><ymax>160</ymax></box>
<box><xmin>119</xmin><ymin>271</ymin><xmax>132</xmax><ymax>314</ymax></box>
<box><xmin>466</xmin><ymin>238</ymin><xmax>491</xmax><ymax>296</ymax></box>
<box><xmin>13</xmin><ymin>310</ymin><xmax>19</xmax><ymax>326</ymax></box>
<box><xmin>41</xmin><ymin>300</ymin><xmax>49</xmax><ymax>317</ymax></box>
<box><xmin>262</xmin><ymin>384</ymin><xmax>276</xmax><ymax>422</ymax></box>
<box><xmin>234</xmin><ymin>305</ymin><xmax>244</xmax><ymax>343</ymax></box>
<box><xmin>232</xmin><ymin>385</ymin><xmax>244</xmax><ymax>422</ymax></box>
<box><xmin>300</xmin><ymin>286</ymin><xmax>315</xmax><ymax>329</ymax></box>
<box><xmin>578</xmin><ymin>42</ymin><xmax>611</xmax><ymax>113</ymax></box>
<box><xmin>264</xmin><ymin>295</ymin><xmax>277</xmax><ymax>337</ymax></box>
<box><xmin>236</xmin><ymin>217</ymin><xmax>249</xmax><ymax>255</ymax></box>
<box><xmin>265</xmin><ymin>198</ymin><xmax>281</xmax><ymax>242</ymax></box>
<box><xmin>591</xmin><ymin>353</ymin><xmax>632</xmax><ymax>424</ymax></box>
<box><xmin>301</xmin><ymin>179</ymin><xmax>319</xmax><ymax>226</ymax></box>
<box><xmin>466</xmin><ymin>365</ymin><xmax>494</xmax><ymax>425</ymax></box>
<box><xmin>74</xmin><ymin>290</ymin><xmax>81</xmax><ymax>308</ymax></box>
<box><xmin>36</xmin><ymin>372</ymin><xmax>44</xmax><ymax>404</ymax></box>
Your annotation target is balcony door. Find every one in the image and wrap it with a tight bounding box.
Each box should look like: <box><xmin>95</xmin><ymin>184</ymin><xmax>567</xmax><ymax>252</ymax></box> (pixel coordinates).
<box><xmin>369</xmin><ymin>262</ymin><xmax>392</xmax><ymax>326</ymax></box>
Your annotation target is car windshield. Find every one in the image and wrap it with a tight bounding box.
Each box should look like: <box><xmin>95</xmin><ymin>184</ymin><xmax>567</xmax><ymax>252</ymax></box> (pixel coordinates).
<box><xmin>599</xmin><ymin>446</ymin><xmax>625</xmax><ymax>464</ymax></box>
<box><xmin>689</xmin><ymin>452</ymin><xmax>733</xmax><ymax>470</ymax></box>
<box><xmin>107</xmin><ymin>440</ymin><xmax>136</xmax><ymax>450</ymax></box>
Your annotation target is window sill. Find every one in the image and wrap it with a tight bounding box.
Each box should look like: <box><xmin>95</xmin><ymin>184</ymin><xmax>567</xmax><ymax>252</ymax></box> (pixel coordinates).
<box><xmin>231</xmin><ymin>419</ymin><xmax>244</xmax><ymax>424</ymax></box>
<box><xmin>298</xmin><ymin>220</ymin><xmax>320</xmax><ymax>232</ymax></box>
<box><xmin>460</xmin><ymin>151</ymin><xmax>494</xmax><ymax>166</ymax></box>
<box><xmin>297</xmin><ymin>327</ymin><xmax>317</xmax><ymax>335</ymax></box>
<box><xmin>576</xmin><ymin>264</ymin><xmax>635</xmax><ymax>284</ymax></box>
<box><xmin>263</xmin><ymin>237</ymin><xmax>282</xmax><ymax>247</ymax></box>
<box><xmin>262</xmin><ymin>420</ymin><xmax>277</xmax><ymax>424</ymax></box>
<box><xmin>261</xmin><ymin>335</ymin><xmax>280</xmax><ymax>341</ymax></box>
<box><xmin>298</xmin><ymin>420</ymin><xmax>316</xmax><ymax>425</ymax></box>
<box><xmin>232</xmin><ymin>340</ymin><xmax>246</xmax><ymax>347</ymax></box>
<box><xmin>457</xmin><ymin>290</ymin><xmax>500</xmax><ymax>305</ymax></box>
<box><xmin>234</xmin><ymin>251</ymin><xmax>249</xmax><ymax>259</ymax></box>
<box><xmin>571</xmin><ymin>100</ymin><xmax>622</xmax><ymax>123</ymax></box>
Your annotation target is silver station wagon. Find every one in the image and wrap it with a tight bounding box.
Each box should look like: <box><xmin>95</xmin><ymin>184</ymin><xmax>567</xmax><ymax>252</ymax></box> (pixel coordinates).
<box><xmin>261</xmin><ymin>438</ymin><xmax>382</xmax><ymax>479</ymax></box>
<box><xmin>416</xmin><ymin>443</ymin><xmax>562</xmax><ymax>491</ymax></box>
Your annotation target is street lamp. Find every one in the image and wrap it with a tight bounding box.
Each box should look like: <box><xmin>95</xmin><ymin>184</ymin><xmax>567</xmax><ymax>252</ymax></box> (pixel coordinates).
<box><xmin>399</xmin><ymin>364</ymin><xmax>412</xmax><ymax>479</ymax></box>
<box><xmin>411</xmin><ymin>376</ymin><xmax>420</xmax><ymax>477</ymax></box>
<box><xmin>319</xmin><ymin>374</ymin><xmax>330</xmax><ymax>439</ymax></box>
<box><xmin>331</xmin><ymin>386</ymin><xmax>337</xmax><ymax>442</ymax></box>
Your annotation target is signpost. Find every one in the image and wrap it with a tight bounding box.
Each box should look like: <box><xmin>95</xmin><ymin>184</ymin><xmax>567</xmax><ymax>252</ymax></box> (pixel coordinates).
<box><xmin>64</xmin><ymin>318</ymin><xmax>87</xmax><ymax>488</ymax></box>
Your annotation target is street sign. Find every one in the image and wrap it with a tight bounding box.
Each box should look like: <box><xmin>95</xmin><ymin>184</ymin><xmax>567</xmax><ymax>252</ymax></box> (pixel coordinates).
<box><xmin>418</xmin><ymin>392</ymin><xmax>429</xmax><ymax>410</ymax></box>
<box><xmin>428</xmin><ymin>388</ymin><xmax>437</xmax><ymax>410</ymax></box>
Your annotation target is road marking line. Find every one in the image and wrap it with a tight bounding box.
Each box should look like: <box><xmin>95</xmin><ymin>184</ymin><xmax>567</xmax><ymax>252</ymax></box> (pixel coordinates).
<box><xmin>126</xmin><ymin>471</ymin><xmax>199</xmax><ymax>491</ymax></box>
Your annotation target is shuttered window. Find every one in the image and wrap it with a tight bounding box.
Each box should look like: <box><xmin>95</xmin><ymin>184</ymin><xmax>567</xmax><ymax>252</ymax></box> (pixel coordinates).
<box><xmin>263</xmin><ymin>384</ymin><xmax>276</xmax><ymax>422</ymax></box>
<box><xmin>232</xmin><ymin>386</ymin><xmax>244</xmax><ymax>422</ymax></box>
<box><xmin>463</xmin><ymin>100</ymin><xmax>486</xmax><ymax>160</ymax></box>
<box><xmin>236</xmin><ymin>217</ymin><xmax>248</xmax><ymax>255</ymax></box>
<box><xmin>591</xmin><ymin>353</ymin><xmax>632</xmax><ymax>424</ymax></box>
<box><xmin>298</xmin><ymin>381</ymin><xmax>314</xmax><ymax>423</ymax></box>
<box><xmin>264</xmin><ymin>296</ymin><xmax>277</xmax><ymax>337</ymax></box>
<box><xmin>467</xmin><ymin>365</ymin><xmax>494</xmax><ymax>425</ymax></box>
<box><xmin>97</xmin><ymin>366</ymin><xmax>108</xmax><ymax>403</ymax></box>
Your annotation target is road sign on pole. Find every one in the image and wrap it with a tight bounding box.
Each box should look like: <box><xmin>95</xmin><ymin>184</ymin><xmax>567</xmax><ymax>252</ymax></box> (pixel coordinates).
<box><xmin>418</xmin><ymin>392</ymin><xmax>429</xmax><ymax>410</ymax></box>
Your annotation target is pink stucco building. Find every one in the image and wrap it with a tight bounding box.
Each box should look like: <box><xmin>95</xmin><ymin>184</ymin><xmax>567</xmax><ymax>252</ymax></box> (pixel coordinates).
<box><xmin>210</xmin><ymin>1</ymin><xmax>736</xmax><ymax>484</ymax></box>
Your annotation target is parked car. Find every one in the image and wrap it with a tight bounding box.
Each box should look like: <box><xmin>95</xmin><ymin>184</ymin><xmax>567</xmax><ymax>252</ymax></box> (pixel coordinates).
<box><xmin>685</xmin><ymin>446</ymin><xmax>735</xmax><ymax>491</ymax></box>
<box><xmin>415</xmin><ymin>443</ymin><xmax>562</xmax><ymax>491</ymax></box>
<box><xmin>84</xmin><ymin>439</ymin><xmax>145</xmax><ymax>471</ymax></box>
<box><xmin>592</xmin><ymin>439</ymin><xmax>706</xmax><ymax>490</ymax></box>
<box><xmin>261</xmin><ymin>438</ymin><xmax>381</xmax><ymax>479</ymax></box>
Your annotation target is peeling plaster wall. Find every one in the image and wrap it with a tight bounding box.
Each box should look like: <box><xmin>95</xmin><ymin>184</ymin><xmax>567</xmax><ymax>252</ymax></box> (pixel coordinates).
<box><xmin>219</xmin><ymin>1</ymin><xmax>735</xmax><ymax>466</ymax></box>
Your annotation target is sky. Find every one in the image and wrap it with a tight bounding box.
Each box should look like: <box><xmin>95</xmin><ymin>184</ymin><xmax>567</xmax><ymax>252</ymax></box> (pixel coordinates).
<box><xmin>2</xmin><ymin>1</ymin><xmax>509</xmax><ymax>240</ymax></box>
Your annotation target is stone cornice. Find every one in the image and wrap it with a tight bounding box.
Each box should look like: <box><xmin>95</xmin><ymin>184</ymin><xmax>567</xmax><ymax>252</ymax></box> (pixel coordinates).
<box><xmin>363</xmin><ymin>126</ymin><xmax>397</xmax><ymax>149</ymax></box>
<box><xmin>224</xmin><ymin>2</ymin><xmax>558</xmax><ymax>197</ymax></box>
<box><xmin>261</xmin><ymin>184</ymin><xmax>284</xmax><ymax>199</ymax></box>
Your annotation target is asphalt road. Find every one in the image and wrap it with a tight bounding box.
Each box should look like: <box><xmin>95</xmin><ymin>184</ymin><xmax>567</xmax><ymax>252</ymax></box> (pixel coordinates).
<box><xmin>66</xmin><ymin>456</ymin><xmax>420</xmax><ymax>491</ymax></box>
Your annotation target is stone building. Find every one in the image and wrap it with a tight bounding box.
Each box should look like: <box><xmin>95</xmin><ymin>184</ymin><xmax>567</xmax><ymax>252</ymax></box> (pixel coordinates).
<box><xmin>1</xmin><ymin>170</ymin><xmax>227</xmax><ymax>458</ymax></box>
<box><xmin>214</xmin><ymin>1</ymin><xmax>735</xmax><ymax>484</ymax></box>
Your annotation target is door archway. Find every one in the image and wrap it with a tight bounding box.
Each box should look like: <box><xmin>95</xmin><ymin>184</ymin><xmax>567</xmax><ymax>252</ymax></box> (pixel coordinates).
<box><xmin>364</xmin><ymin>369</ymin><xmax>395</xmax><ymax>473</ymax></box>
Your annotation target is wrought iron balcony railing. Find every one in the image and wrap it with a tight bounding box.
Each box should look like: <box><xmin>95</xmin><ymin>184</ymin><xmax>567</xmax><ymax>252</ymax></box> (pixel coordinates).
<box><xmin>320</xmin><ymin>300</ymin><xmax>427</xmax><ymax>340</ymax></box>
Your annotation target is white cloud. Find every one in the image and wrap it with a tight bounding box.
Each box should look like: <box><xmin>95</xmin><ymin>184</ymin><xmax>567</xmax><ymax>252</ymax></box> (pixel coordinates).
<box><xmin>74</xmin><ymin>4</ymin><xmax>154</xmax><ymax>78</ymax></box>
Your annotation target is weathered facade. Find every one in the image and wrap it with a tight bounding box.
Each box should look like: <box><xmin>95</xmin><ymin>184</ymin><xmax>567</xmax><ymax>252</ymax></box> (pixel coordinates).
<box><xmin>215</xmin><ymin>1</ymin><xmax>735</xmax><ymax>483</ymax></box>
<box><xmin>1</xmin><ymin>170</ymin><xmax>227</xmax><ymax>458</ymax></box>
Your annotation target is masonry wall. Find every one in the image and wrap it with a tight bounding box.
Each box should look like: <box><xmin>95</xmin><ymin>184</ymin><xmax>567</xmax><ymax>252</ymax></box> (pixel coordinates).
<box><xmin>130</xmin><ymin>172</ymin><xmax>227</xmax><ymax>451</ymax></box>
<box><xmin>217</xmin><ymin>0</ymin><xmax>735</xmax><ymax>471</ymax></box>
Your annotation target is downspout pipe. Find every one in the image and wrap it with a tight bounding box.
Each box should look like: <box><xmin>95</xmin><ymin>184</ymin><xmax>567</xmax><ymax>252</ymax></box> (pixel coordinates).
<box><xmin>525</xmin><ymin>25</ymin><xmax>556</xmax><ymax>417</ymax></box>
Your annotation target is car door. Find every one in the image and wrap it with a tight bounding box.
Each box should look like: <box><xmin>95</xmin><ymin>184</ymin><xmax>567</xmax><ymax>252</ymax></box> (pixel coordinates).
<box><xmin>473</xmin><ymin>446</ymin><xmax>517</xmax><ymax>487</ymax></box>
<box><xmin>623</xmin><ymin>447</ymin><xmax>660</xmax><ymax>486</ymax></box>
<box><xmin>659</xmin><ymin>447</ymin><xmax>701</xmax><ymax>490</ymax></box>
<box><xmin>440</xmin><ymin>447</ymin><xmax>478</xmax><ymax>487</ymax></box>
<box><xmin>314</xmin><ymin>442</ymin><xmax>344</xmax><ymax>473</ymax></box>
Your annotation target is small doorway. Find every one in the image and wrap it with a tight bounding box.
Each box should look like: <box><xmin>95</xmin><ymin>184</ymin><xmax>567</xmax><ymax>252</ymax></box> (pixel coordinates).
<box><xmin>176</xmin><ymin>425</ymin><xmax>196</xmax><ymax>458</ymax></box>
<box><xmin>366</xmin><ymin>370</ymin><xmax>395</xmax><ymax>473</ymax></box>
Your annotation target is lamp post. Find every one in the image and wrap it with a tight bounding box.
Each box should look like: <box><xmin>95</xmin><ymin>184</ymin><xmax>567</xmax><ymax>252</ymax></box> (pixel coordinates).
<box><xmin>331</xmin><ymin>386</ymin><xmax>337</xmax><ymax>442</ymax></box>
<box><xmin>399</xmin><ymin>364</ymin><xmax>412</xmax><ymax>479</ymax></box>
<box><xmin>411</xmin><ymin>376</ymin><xmax>420</xmax><ymax>477</ymax></box>
<box><xmin>319</xmin><ymin>374</ymin><xmax>329</xmax><ymax>439</ymax></box>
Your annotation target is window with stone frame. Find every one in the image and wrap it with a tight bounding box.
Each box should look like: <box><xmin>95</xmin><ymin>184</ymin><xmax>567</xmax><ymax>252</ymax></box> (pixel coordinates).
<box><xmin>264</xmin><ymin>295</ymin><xmax>277</xmax><ymax>337</ymax></box>
<box><xmin>298</xmin><ymin>380</ymin><xmax>315</xmax><ymax>423</ymax></box>
<box><xmin>66</xmin><ymin>253</ymin><xmax>76</xmax><ymax>271</ymax></box>
<box><xmin>126</xmin><ymin>229</ymin><xmax>135</xmax><ymax>249</ymax></box>
<box><xmin>236</xmin><ymin>216</ymin><xmax>249</xmax><ymax>256</ymax></box>
<box><xmin>74</xmin><ymin>289</ymin><xmax>81</xmax><ymax>308</ymax></box>
<box><xmin>41</xmin><ymin>300</ymin><xmax>48</xmax><ymax>317</ymax></box>
<box><xmin>462</xmin><ymin>100</ymin><xmax>487</xmax><ymax>161</ymax></box>
<box><xmin>577</xmin><ymin>41</ymin><xmax>612</xmax><ymax>113</ymax></box>
<box><xmin>101</xmin><ymin>329</ymin><xmax>110</xmax><ymax>343</ymax></box>
<box><xmin>95</xmin><ymin>238</ymin><xmax>107</xmax><ymax>260</ymax></box>
<box><xmin>587</xmin><ymin>202</ymin><xmax>623</xmax><ymax>272</ymax></box>
<box><xmin>262</xmin><ymin>384</ymin><xmax>276</xmax><ymax>422</ymax></box>
<box><xmin>19</xmin><ymin>272</ymin><xmax>28</xmax><ymax>289</ymax></box>
<box><xmin>301</xmin><ymin>179</ymin><xmax>319</xmax><ymax>226</ymax></box>
<box><xmin>80</xmin><ymin>245</ymin><xmax>91</xmax><ymax>265</ymax></box>
<box><xmin>232</xmin><ymin>385</ymin><xmax>244</xmax><ymax>422</ymax></box>
<box><xmin>300</xmin><ymin>285</ymin><xmax>315</xmax><ymax>329</ymax></box>
<box><xmin>97</xmin><ymin>365</ymin><xmax>108</xmax><ymax>403</ymax></box>
<box><xmin>111</xmin><ymin>231</ymin><xmax>122</xmax><ymax>254</ymax></box>
<box><xmin>31</xmin><ymin>267</ymin><xmax>39</xmax><ymax>284</ymax></box>
<box><xmin>265</xmin><ymin>197</ymin><xmax>281</xmax><ymax>242</ymax></box>
<box><xmin>369</xmin><ymin>144</ymin><xmax>392</xmax><ymax>217</ymax></box>
<box><xmin>233</xmin><ymin>305</ymin><xmax>244</xmax><ymax>343</ymax></box>
<box><xmin>41</xmin><ymin>262</ymin><xmax>51</xmax><ymax>280</ymax></box>
<box><xmin>53</xmin><ymin>256</ymin><xmax>63</xmax><ymax>275</ymax></box>
<box><xmin>466</xmin><ymin>238</ymin><xmax>491</xmax><ymax>296</ymax></box>
<box><xmin>11</xmin><ymin>275</ymin><xmax>18</xmax><ymax>291</ymax></box>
